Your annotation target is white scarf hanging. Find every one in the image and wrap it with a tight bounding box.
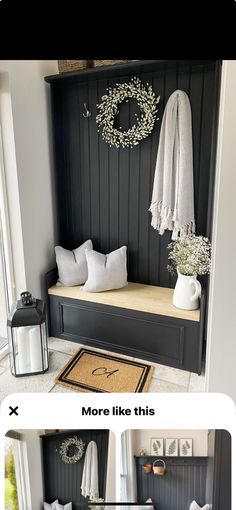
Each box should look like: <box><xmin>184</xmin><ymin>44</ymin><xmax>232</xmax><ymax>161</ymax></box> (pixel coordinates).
<box><xmin>81</xmin><ymin>440</ymin><xmax>99</xmax><ymax>501</ymax></box>
<box><xmin>149</xmin><ymin>89</ymin><xmax>195</xmax><ymax>240</ymax></box>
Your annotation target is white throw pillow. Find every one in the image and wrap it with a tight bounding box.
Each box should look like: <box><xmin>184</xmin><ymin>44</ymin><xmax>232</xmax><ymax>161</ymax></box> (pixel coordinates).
<box><xmin>55</xmin><ymin>503</ymin><xmax>72</xmax><ymax>510</ymax></box>
<box><xmin>189</xmin><ymin>501</ymin><xmax>210</xmax><ymax>510</ymax></box>
<box><xmin>82</xmin><ymin>246</ymin><xmax>128</xmax><ymax>292</ymax></box>
<box><xmin>55</xmin><ymin>240</ymin><xmax>93</xmax><ymax>286</ymax></box>
<box><xmin>44</xmin><ymin>500</ymin><xmax>59</xmax><ymax>510</ymax></box>
<box><xmin>144</xmin><ymin>498</ymin><xmax>154</xmax><ymax>510</ymax></box>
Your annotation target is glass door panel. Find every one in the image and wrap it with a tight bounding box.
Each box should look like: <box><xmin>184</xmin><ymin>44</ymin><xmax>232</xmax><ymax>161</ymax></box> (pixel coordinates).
<box><xmin>0</xmin><ymin>212</ymin><xmax>8</xmax><ymax>349</ymax></box>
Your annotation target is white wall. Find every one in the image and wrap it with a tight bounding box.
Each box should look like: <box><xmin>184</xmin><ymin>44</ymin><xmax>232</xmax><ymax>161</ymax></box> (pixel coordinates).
<box><xmin>0</xmin><ymin>60</ymin><xmax>58</xmax><ymax>299</ymax></box>
<box><xmin>19</xmin><ymin>429</ymin><xmax>44</xmax><ymax>510</ymax></box>
<box><xmin>0</xmin><ymin>72</ymin><xmax>26</xmax><ymax>299</ymax></box>
<box><xmin>206</xmin><ymin>60</ymin><xmax>236</xmax><ymax>401</ymax></box>
<box><xmin>132</xmin><ymin>430</ymin><xmax>208</xmax><ymax>456</ymax></box>
<box><xmin>106</xmin><ymin>431</ymin><xmax>116</xmax><ymax>500</ymax></box>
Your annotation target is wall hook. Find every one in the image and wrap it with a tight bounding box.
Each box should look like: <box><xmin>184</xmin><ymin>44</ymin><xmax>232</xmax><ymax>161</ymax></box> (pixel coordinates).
<box><xmin>83</xmin><ymin>103</ymin><xmax>91</xmax><ymax>118</ymax></box>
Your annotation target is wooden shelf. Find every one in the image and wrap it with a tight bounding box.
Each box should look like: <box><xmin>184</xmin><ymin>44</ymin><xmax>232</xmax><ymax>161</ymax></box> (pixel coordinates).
<box><xmin>48</xmin><ymin>282</ymin><xmax>200</xmax><ymax>322</ymax></box>
<box><xmin>44</xmin><ymin>59</ymin><xmax>216</xmax><ymax>84</ymax></box>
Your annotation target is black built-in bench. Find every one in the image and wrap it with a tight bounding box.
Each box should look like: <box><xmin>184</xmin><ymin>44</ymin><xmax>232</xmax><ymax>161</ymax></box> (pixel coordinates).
<box><xmin>46</xmin><ymin>268</ymin><xmax>204</xmax><ymax>374</ymax></box>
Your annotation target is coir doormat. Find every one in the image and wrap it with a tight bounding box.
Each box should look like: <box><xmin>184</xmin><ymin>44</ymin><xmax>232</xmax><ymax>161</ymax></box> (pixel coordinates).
<box><xmin>55</xmin><ymin>348</ymin><xmax>154</xmax><ymax>393</ymax></box>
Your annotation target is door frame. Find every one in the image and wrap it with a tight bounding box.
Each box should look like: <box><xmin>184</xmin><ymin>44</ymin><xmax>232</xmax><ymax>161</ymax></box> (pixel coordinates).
<box><xmin>0</xmin><ymin>124</ymin><xmax>16</xmax><ymax>359</ymax></box>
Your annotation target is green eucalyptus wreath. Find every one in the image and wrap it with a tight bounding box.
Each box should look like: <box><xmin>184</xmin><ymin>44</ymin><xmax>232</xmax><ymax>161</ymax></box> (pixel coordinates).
<box><xmin>96</xmin><ymin>76</ymin><xmax>160</xmax><ymax>148</ymax></box>
<box><xmin>59</xmin><ymin>436</ymin><xmax>85</xmax><ymax>464</ymax></box>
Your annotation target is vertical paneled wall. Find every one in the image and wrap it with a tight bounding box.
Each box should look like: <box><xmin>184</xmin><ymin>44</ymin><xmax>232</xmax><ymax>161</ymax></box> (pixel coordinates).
<box><xmin>136</xmin><ymin>456</ymin><xmax>207</xmax><ymax>510</ymax></box>
<box><xmin>50</xmin><ymin>60</ymin><xmax>220</xmax><ymax>288</ymax></box>
<box><xmin>41</xmin><ymin>429</ymin><xmax>109</xmax><ymax>507</ymax></box>
<box><xmin>206</xmin><ymin>430</ymin><xmax>231</xmax><ymax>510</ymax></box>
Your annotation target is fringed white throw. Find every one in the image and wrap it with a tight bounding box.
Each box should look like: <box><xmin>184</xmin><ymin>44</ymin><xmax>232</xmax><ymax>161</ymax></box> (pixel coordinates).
<box><xmin>149</xmin><ymin>89</ymin><xmax>195</xmax><ymax>240</ymax></box>
<box><xmin>81</xmin><ymin>440</ymin><xmax>99</xmax><ymax>501</ymax></box>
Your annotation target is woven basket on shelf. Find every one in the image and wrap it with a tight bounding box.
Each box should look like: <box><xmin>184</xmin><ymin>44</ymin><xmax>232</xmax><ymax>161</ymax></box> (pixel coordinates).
<box><xmin>93</xmin><ymin>60</ymin><xmax>128</xmax><ymax>67</ymax></box>
<box><xmin>57</xmin><ymin>60</ymin><xmax>93</xmax><ymax>73</ymax></box>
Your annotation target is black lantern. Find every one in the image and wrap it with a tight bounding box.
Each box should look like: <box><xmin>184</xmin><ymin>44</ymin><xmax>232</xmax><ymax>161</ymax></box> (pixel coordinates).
<box><xmin>7</xmin><ymin>291</ymin><xmax>49</xmax><ymax>377</ymax></box>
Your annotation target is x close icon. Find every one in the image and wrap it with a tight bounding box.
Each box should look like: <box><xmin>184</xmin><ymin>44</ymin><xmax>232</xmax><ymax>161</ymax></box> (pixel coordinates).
<box><xmin>9</xmin><ymin>406</ymin><xmax>19</xmax><ymax>416</ymax></box>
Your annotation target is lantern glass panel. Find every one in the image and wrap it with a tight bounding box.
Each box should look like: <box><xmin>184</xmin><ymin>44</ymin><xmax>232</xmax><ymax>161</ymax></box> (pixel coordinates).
<box><xmin>10</xmin><ymin>324</ymin><xmax>48</xmax><ymax>376</ymax></box>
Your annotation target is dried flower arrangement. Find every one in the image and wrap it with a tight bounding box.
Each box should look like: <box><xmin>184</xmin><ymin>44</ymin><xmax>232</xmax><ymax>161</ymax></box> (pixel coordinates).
<box><xmin>167</xmin><ymin>235</ymin><xmax>211</xmax><ymax>276</ymax></box>
<box><xmin>88</xmin><ymin>498</ymin><xmax>105</xmax><ymax>510</ymax></box>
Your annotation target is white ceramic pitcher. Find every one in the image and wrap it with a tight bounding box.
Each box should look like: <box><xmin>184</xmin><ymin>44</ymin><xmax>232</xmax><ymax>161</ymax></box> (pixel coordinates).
<box><xmin>173</xmin><ymin>269</ymin><xmax>201</xmax><ymax>310</ymax></box>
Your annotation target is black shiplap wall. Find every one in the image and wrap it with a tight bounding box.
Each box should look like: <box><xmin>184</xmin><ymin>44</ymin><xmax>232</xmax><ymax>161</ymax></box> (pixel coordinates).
<box><xmin>206</xmin><ymin>430</ymin><xmax>231</xmax><ymax>510</ymax></box>
<box><xmin>41</xmin><ymin>429</ymin><xmax>109</xmax><ymax>507</ymax></box>
<box><xmin>136</xmin><ymin>456</ymin><xmax>207</xmax><ymax>510</ymax></box>
<box><xmin>50</xmin><ymin>60</ymin><xmax>221</xmax><ymax>288</ymax></box>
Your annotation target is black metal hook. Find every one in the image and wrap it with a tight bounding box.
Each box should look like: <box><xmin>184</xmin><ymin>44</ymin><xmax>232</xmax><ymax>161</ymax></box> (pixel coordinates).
<box><xmin>83</xmin><ymin>103</ymin><xmax>91</xmax><ymax>118</ymax></box>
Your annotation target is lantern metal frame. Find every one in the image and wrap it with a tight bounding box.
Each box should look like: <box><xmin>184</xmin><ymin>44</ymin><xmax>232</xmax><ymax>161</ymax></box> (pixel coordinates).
<box><xmin>7</xmin><ymin>292</ymin><xmax>49</xmax><ymax>377</ymax></box>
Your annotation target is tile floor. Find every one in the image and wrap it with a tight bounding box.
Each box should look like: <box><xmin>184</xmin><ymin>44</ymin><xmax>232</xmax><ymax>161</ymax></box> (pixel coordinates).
<box><xmin>0</xmin><ymin>337</ymin><xmax>205</xmax><ymax>400</ymax></box>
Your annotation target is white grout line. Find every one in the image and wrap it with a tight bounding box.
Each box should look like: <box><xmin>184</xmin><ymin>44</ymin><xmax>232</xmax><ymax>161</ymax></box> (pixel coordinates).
<box><xmin>49</xmin><ymin>348</ymin><xmax>73</xmax><ymax>357</ymax></box>
<box><xmin>48</xmin><ymin>383</ymin><xmax>57</xmax><ymax>393</ymax></box>
<box><xmin>0</xmin><ymin>366</ymin><xmax>8</xmax><ymax>375</ymax></box>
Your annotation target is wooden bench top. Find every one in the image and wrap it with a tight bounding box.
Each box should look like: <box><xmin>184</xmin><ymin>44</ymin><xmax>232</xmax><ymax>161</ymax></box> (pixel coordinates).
<box><xmin>48</xmin><ymin>282</ymin><xmax>200</xmax><ymax>322</ymax></box>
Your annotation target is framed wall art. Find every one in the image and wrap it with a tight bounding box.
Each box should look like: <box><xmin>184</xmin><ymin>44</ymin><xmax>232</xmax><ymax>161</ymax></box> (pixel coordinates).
<box><xmin>179</xmin><ymin>439</ymin><xmax>193</xmax><ymax>456</ymax></box>
<box><xmin>150</xmin><ymin>438</ymin><xmax>164</xmax><ymax>456</ymax></box>
<box><xmin>165</xmin><ymin>438</ymin><xmax>178</xmax><ymax>456</ymax></box>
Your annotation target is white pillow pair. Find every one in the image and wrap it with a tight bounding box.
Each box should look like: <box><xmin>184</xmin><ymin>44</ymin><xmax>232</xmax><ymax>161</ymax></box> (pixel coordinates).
<box><xmin>44</xmin><ymin>500</ymin><xmax>72</xmax><ymax>510</ymax></box>
<box><xmin>55</xmin><ymin>241</ymin><xmax>127</xmax><ymax>292</ymax></box>
<box><xmin>189</xmin><ymin>501</ymin><xmax>210</xmax><ymax>510</ymax></box>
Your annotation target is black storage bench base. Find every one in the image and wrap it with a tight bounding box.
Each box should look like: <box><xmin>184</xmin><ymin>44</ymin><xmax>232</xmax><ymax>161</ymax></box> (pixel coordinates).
<box><xmin>47</xmin><ymin>274</ymin><xmax>203</xmax><ymax>374</ymax></box>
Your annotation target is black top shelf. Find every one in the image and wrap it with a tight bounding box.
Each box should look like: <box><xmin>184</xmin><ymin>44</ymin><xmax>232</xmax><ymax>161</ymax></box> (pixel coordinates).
<box><xmin>40</xmin><ymin>429</ymin><xmax>107</xmax><ymax>438</ymax></box>
<box><xmin>135</xmin><ymin>455</ymin><xmax>207</xmax><ymax>459</ymax></box>
<box><xmin>44</xmin><ymin>59</ymin><xmax>218</xmax><ymax>84</ymax></box>
<box><xmin>135</xmin><ymin>455</ymin><xmax>208</xmax><ymax>466</ymax></box>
